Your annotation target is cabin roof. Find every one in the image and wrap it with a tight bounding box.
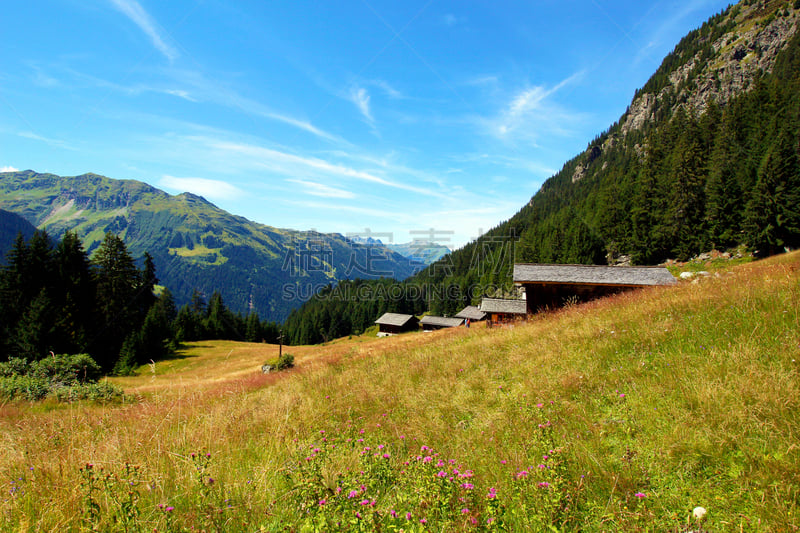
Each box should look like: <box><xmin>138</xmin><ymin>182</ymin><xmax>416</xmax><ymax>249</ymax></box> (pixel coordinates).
<box><xmin>375</xmin><ymin>313</ymin><xmax>417</xmax><ymax>327</ymax></box>
<box><xmin>420</xmin><ymin>315</ymin><xmax>464</xmax><ymax>328</ymax></box>
<box><xmin>513</xmin><ymin>263</ymin><xmax>676</xmax><ymax>286</ymax></box>
<box><xmin>454</xmin><ymin>305</ymin><xmax>487</xmax><ymax>320</ymax></box>
<box><xmin>479</xmin><ymin>298</ymin><xmax>527</xmax><ymax>314</ymax></box>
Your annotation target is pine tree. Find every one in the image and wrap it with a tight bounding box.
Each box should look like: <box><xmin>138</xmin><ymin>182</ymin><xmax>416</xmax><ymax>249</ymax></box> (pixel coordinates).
<box><xmin>92</xmin><ymin>232</ymin><xmax>142</xmax><ymax>371</ymax></box>
<box><xmin>744</xmin><ymin>127</ymin><xmax>800</xmax><ymax>255</ymax></box>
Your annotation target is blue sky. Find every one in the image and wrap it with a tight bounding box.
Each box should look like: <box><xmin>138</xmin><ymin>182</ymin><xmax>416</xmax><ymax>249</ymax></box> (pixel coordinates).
<box><xmin>1</xmin><ymin>0</ymin><xmax>732</xmax><ymax>247</ymax></box>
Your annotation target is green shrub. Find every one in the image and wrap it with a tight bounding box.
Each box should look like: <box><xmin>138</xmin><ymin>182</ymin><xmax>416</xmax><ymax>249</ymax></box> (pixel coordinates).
<box><xmin>33</xmin><ymin>353</ymin><xmax>102</xmax><ymax>384</ymax></box>
<box><xmin>0</xmin><ymin>354</ymin><xmax>121</xmax><ymax>402</ymax></box>
<box><xmin>0</xmin><ymin>375</ymin><xmax>50</xmax><ymax>401</ymax></box>
<box><xmin>0</xmin><ymin>354</ymin><xmax>102</xmax><ymax>384</ymax></box>
<box><xmin>263</xmin><ymin>353</ymin><xmax>294</xmax><ymax>372</ymax></box>
<box><xmin>52</xmin><ymin>381</ymin><xmax>125</xmax><ymax>403</ymax></box>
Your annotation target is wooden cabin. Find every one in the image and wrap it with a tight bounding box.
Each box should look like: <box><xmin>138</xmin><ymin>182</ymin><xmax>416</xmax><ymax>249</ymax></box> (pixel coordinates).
<box><xmin>454</xmin><ymin>305</ymin><xmax>487</xmax><ymax>323</ymax></box>
<box><xmin>479</xmin><ymin>298</ymin><xmax>527</xmax><ymax>324</ymax></box>
<box><xmin>420</xmin><ymin>315</ymin><xmax>464</xmax><ymax>331</ymax></box>
<box><xmin>375</xmin><ymin>313</ymin><xmax>419</xmax><ymax>336</ymax></box>
<box><xmin>513</xmin><ymin>263</ymin><xmax>676</xmax><ymax>314</ymax></box>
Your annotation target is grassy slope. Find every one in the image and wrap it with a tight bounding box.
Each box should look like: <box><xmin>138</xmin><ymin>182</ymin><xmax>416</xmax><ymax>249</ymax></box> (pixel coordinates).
<box><xmin>1</xmin><ymin>252</ymin><xmax>798</xmax><ymax>531</ymax></box>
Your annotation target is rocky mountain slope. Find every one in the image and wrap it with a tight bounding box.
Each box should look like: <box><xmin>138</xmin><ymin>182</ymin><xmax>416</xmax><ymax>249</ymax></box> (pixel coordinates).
<box><xmin>0</xmin><ymin>171</ymin><xmax>419</xmax><ymax>321</ymax></box>
<box><xmin>410</xmin><ymin>0</ymin><xmax>800</xmax><ymax>317</ymax></box>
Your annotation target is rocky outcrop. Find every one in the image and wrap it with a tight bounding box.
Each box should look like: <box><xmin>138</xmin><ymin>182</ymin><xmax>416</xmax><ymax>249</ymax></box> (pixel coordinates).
<box><xmin>621</xmin><ymin>4</ymin><xmax>799</xmax><ymax>135</ymax></box>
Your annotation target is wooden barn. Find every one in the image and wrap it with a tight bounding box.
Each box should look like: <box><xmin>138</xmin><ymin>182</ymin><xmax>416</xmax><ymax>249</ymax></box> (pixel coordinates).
<box><xmin>374</xmin><ymin>313</ymin><xmax>419</xmax><ymax>336</ymax></box>
<box><xmin>479</xmin><ymin>298</ymin><xmax>527</xmax><ymax>324</ymax></box>
<box><xmin>454</xmin><ymin>305</ymin><xmax>487</xmax><ymax>323</ymax></box>
<box><xmin>513</xmin><ymin>263</ymin><xmax>676</xmax><ymax>314</ymax></box>
<box><xmin>420</xmin><ymin>315</ymin><xmax>464</xmax><ymax>331</ymax></box>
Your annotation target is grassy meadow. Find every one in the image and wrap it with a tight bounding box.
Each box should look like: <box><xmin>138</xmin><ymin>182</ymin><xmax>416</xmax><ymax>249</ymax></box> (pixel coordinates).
<box><xmin>1</xmin><ymin>252</ymin><xmax>799</xmax><ymax>531</ymax></box>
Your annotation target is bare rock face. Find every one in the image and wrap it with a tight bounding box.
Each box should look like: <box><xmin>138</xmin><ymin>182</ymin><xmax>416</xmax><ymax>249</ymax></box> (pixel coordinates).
<box><xmin>620</xmin><ymin>5</ymin><xmax>799</xmax><ymax>135</ymax></box>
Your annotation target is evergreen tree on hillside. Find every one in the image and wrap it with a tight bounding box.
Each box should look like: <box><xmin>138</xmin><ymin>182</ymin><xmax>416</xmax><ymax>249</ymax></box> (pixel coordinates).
<box><xmin>92</xmin><ymin>232</ymin><xmax>145</xmax><ymax>371</ymax></box>
<box><xmin>52</xmin><ymin>231</ymin><xmax>95</xmax><ymax>355</ymax></box>
<box><xmin>705</xmin><ymin>113</ymin><xmax>745</xmax><ymax>249</ymax></box>
<box><xmin>744</xmin><ymin>127</ymin><xmax>800</xmax><ymax>255</ymax></box>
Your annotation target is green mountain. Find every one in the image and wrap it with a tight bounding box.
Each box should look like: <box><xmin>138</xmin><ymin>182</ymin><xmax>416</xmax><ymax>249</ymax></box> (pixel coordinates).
<box><xmin>0</xmin><ymin>171</ymin><xmax>419</xmax><ymax>321</ymax></box>
<box><xmin>414</xmin><ymin>0</ymin><xmax>800</xmax><ymax>313</ymax></box>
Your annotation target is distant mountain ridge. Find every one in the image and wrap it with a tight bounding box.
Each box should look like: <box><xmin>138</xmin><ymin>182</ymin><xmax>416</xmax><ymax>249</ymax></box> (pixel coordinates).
<box><xmin>349</xmin><ymin>236</ymin><xmax>451</xmax><ymax>266</ymax></box>
<box><xmin>0</xmin><ymin>170</ymin><xmax>419</xmax><ymax>321</ymax></box>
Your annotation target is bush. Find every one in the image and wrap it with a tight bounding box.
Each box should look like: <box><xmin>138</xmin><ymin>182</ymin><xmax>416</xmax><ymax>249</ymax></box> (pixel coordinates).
<box><xmin>0</xmin><ymin>375</ymin><xmax>50</xmax><ymax>401</ymax></box>
<box><xmin>33</xmin><ymin>353</ymin><xmax>102</xmax><ymax>384</ymax></box>
<box><xmin>51</xmin><ymin>381</ymin><xmax>125</xmax><ymax>403</ymax></box>
<box><xmin>262</xmin><ymin>353</ymin><xmax>294</xmax><ymax>373</ymax></box>
<box><xmin>0</xmin><ymin>354</ymin><xmax>102</xmax><ymax>385</ymax></box>
<box><xmin>0</xmin><ymin>353</ymin><xmax>121</xmax><ymax>402</ymax></box>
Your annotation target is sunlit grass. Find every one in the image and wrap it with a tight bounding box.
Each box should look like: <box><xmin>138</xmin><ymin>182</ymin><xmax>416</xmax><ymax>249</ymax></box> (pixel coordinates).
<box><xmin>1</xmin><ymin>252</ymin><xmax>798</xmax><ymax>531</ymax></box>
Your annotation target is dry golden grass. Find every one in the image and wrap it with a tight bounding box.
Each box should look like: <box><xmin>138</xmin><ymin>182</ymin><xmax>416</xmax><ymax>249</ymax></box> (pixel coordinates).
<box><xmin>1</xmin><ymin>251</ymin><xmax>799</xmax><ymax>531</ymax></box>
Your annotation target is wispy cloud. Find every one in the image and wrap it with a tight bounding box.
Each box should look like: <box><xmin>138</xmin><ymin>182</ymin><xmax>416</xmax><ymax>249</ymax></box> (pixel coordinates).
<box><xmin>287</xmin><ymin>179</ymin><xmax>356</xmax><ymax>199</ymax></box>
<box><xmin>109</xmin><ymin>0</ymin><xmax>179</xmax><ymax>62</ymax></box>
<box><xmin>485</xmin><ymin>70</ymin><xmax>587</xmax><ymax>144</ymax></box>
<box><xmin>350</xmin><ymin>86</ymin><xmax>373</xmax><ymax>124</ymax></box>
<box><xmin>1</xmin><ymin>166</ymin><xmax>19</xmax><ymax>172</ymax></box>
<box><xmin>18</xmin><ymin>131</ymin><xmax>77</xmax><ymax>151</ymax></box>
<box><xmin>370</xmin><ymin>79</ymin><xmax>403</xmax><ymax>99</ymax></box>
<box><xmin>159</xmin><ymin>175</ymin><xmax>244</xmax><ymax>201</ymax></box>
<box><xmin>54</xmin><ymin>63</ymin><xmax>344</xmax><ymax>143</ymax></box>
<box><xmin>202</xmin><ymin>138</ymin><xmax>442</xmax><ymax>197</ymax></box>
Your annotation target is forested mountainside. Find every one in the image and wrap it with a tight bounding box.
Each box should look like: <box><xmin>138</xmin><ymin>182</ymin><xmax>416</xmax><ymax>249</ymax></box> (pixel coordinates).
<box><xmin>0</xmin><ymin>172</ymin><xmax>420</xmax><ymax>321</ymax></box>
<box><xmin>284</xmin><ymin>0</ymin><xmax>800</xmax><ymax>342</ymax></box>
<box><xmin>416</xmin><ymin>0</ymin><xmax>800</xmax><ymax>296</ymax></box>
<box><xmin>0</xmin><ymin>209</ymin><xmax>36</xmax><ymax>258</ymax></box>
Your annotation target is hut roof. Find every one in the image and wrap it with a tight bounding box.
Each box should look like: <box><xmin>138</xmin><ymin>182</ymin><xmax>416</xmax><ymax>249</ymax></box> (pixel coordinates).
<box><xmin>375</xmin><ymin>313</ymin><xmax>417</xmax><ymax>327</ymax></box>
<box><xmin>479</xmin><ymin>298</ymin><xmax>527</xmax><ymax>314</ymax></box>
<box><xmin>420</xmin><ymin>315</ymin><xmax>464</xmax><ymax>328</ymax></box>
<box><xmin>454</xmin><ymin>305</ymin><xmax>487</xmax><ymax>320</ymax></box>
<box><xmin>513</xmin><ymin>264</ymin><xmax>676</xmax><ymax>286</ymax></box>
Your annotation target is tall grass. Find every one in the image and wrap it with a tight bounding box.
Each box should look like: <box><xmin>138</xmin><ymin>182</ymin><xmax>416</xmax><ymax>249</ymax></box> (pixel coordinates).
<box><xmin>1</xmin><ymin>253</ymin><xmax>798</xmax><ymax>531</ymax></box>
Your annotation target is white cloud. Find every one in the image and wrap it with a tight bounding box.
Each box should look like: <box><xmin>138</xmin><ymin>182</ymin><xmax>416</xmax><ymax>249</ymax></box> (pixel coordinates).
<box><xmin>164</xmin><ymin>89</ymin><xmax>196</xmax><ymax>102</ymax></box>
<box><xmin>287</xmin><ymin>179</ymin><xmax>356</xmax><ymax>199</ymax></box>
<box><xmin>487</xmin><ymin>70</ymin><xmax>587</xmax><ymax>144</ymax></box>
<box><xmin>1</xmin><ymin>166</ymin><xmax>19</xmax><ymax>172</ymax></box>
<box><xmin>370</xmin><ymin>79</ymin><xmax>403</xmax><ymax>99</ymax></box>
<box><xmin>159</xmin><ymin>175</ymin><xmax>244</xmax><ymax>201</ymax></box>
<box><xmin>18</xmin><ymin>131</ymin><xmax>77</xmax><ymax>151</ymax></box>
<box><xmin>109</xmin><ymin>0</ymin><xmax>179</xmax><ymax>62</ymax></box>
<box><xmin>350</xmin><ymin>86</ymin><xmax>373</xmax><ymax>123</ymax></box>
<box><xmin>203</xmin><ymin>138</ymin><xmax>442</xmax><ymax>198</ymax></box>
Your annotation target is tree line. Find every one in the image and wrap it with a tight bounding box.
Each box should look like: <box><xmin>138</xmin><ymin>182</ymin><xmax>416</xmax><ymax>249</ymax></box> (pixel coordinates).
<box><xmin>0</xmin><ymin>231</ymin><xmax>281</xmax><ymax>374</ymax></box>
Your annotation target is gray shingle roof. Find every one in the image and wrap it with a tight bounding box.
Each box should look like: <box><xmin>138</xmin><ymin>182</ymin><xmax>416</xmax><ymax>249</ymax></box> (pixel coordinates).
<box><xmin>420</xmin><ymin>315</ymin><xmax>464</xmax><ymax>328</ymax></box>
<box><xmin>375</xmin><ymin>313</ymin><xmax>416</xmax><ymax>327</ymax></box>
<box><xmin>454</xmin><ymin>305</ymin><xmax>487</xmax><ymax>320</ymax></box>
<box><xmin>479</xmin><ymin>298</ymin><xmax>527</xmax><ymax>314</ymax></box>
<box><xmin>513</xmin><ymin>264</ymin><xmax>676</xmax><ymax>286</ymax></box>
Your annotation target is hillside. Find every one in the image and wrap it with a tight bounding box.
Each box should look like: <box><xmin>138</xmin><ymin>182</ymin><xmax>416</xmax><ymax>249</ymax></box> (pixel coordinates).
<box><xmin>0</xmin><ymin>171</ymin><xmax>420</xmax><ymax>321</ymax></box>
<box><xmin>0</xmin><ymin>209</ymin><xmax>36</xmax><ymax>259</ymax></box>
<box><xmin>413</xmin><ymin>0</ymin><xmax>800</xmax><ymax>311</ymax></box>
<box><xmin>279</xmin><ymin>0</ymin><xmax>800</xmax><ymax>335</ymax></box>
<box><xmin>1</xmin><ymin>251</ymin><xmax>797</xmax><ymax>530</ymax></box>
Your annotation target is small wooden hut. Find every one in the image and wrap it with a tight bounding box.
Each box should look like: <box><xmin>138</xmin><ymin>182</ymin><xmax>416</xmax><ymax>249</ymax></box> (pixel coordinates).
<box><xmin>420</xmin><ymin>315</ymin><xmax>464</xmax><ymax>331</ymax></box>
<box><xmin>513</xmin><ymin>263</ymin><xmax>676</xmax><ymax>313</ymax></box>
<box><xmin>479</xmin><ymin>298</ymin><xmax>527</xmax><ymax>324</ymax></box>
<box><xmin>454</xmin><ymin>305</ymin><xmax>487</xmax><ymax>322</ymax></box>
<box><xmin>375</xmin><ymin>313</ymin><xmax>419</xmax><ymax>336</ymax></box>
